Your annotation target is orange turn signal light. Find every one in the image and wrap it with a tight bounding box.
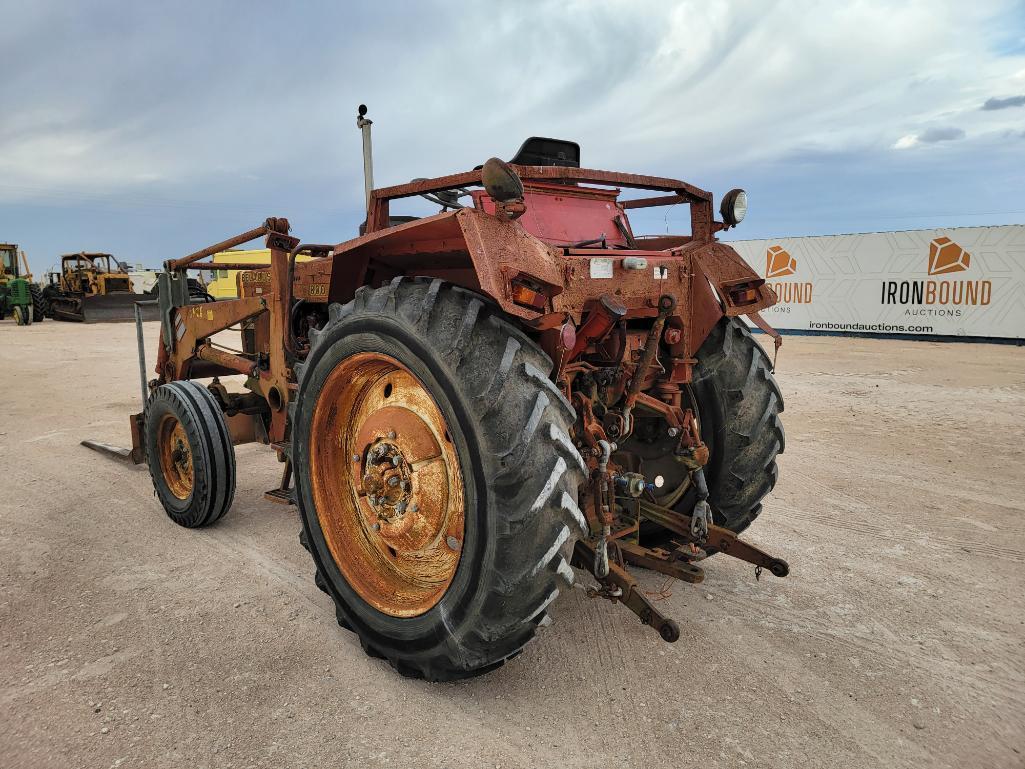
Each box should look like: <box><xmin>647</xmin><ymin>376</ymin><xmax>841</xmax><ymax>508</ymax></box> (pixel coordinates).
<box><xmin>727</xmin><ymin>283</ymin><xmax>761</xmax><ymax>306</ymax></box>
<box><xmin>511</xmin><ymin>279</ymin><xmax>548</xmax><ymax>311</ymax></box>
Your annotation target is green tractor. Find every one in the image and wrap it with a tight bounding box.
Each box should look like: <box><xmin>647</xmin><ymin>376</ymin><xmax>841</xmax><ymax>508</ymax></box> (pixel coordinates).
<box><xmin>0</xmin><ymin>243</ymin><xmax>48</xmax><ymax>323</ymax></box>
<box><xmin>3</xmin><ymin>275</ymin><xmax>34</xmax><ymax>325</ymax></box>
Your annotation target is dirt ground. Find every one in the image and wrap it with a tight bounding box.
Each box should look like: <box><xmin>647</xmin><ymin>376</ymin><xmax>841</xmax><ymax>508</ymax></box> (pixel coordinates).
<box><xmin>1</xmin><ymin>319</ymin><xmax>1023</xmax><ymax>769</ymax></box>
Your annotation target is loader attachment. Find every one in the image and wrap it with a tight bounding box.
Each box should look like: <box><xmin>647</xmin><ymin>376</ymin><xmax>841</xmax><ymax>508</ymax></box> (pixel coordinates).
<box><xmin>80</xmin><ymin>439</ymin><xmax>138</xmax><ymax>464</ymax></box>
<box><xmin>49</xmin><ymin>293</ymin><xmax>160</xmax><ymax>323</ymax></box>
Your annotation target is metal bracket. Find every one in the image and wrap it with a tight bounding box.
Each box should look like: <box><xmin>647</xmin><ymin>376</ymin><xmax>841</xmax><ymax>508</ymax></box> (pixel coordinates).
<box><xmin>636</xmin><ymin>498</ymin><xmax>790</xmax><ymax>577</ymax></box>
<box><xmin>80</xmin><ymin>440</ymin><xmax>134</xmax><ymax>463</ymax></box>
<box><xmin>615</xmin><ymin>540</ymin><xmax>705</xmax><ymax>584</ymax></box>
<box><xmin>572</xmin><ymin>540</ymin><xmax>681</xmax><ymax>643</ymax></box>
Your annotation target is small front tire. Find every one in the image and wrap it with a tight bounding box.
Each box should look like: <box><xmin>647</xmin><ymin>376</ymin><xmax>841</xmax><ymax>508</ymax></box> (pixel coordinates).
<box><xmin>145</xmin><ymin>381</ymin><xmax>236</xmax><ymax>528</ymax></box>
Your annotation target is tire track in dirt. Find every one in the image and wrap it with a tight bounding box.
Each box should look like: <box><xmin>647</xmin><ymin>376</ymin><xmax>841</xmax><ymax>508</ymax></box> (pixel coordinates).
<box><xmin>782</xmin><ymin>506</ymin><xmax>1025</xmax><ymax>563</ymax></box>
<box><xmin>713</xmin><ymin>587</ymin><xmax>1025</xmax><ymax>711</ymax></box>
<box><xmin>193</xmin><ymin>524</ymin><xmax>327</xmax><ymax>611</ymax></box>
<box><xmin>781</xmin><ymin>464</ymin><xmax>1025</xmax><ymax>562</ymax></box>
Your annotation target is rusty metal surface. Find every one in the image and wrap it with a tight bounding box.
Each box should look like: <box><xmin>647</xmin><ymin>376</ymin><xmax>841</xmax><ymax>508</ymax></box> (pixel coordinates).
<box><xmin>475</xmin><ymin>183</ymin><xmax>631</xmax><ymax>248</ymax></box>
<box><xmin>615</xmin><ymin>540</ymin><xmax>705</xmax><ymax>584</ymax></box>
<box><xmin>79</xmin><ymin>440</ymin><xmax>135</xmax><ymax>463</ymax></box>
<box><xmin>371</xmin><ymin>165</ymin><xmax>711</xmax><ymax>204</ymax></box>
<box><xmin>223</xmin><ymin>412</ymin><xmax>260</xmax><ymax>446</ymax></box>
<box><xmin>156</xmin><ymin>414</ymin><xmax>193</xmax><ymax>500</ymax></box>
<box><xmin>196</xmin><ymin>343</ymin><xmax>256</xmax><ymax>377</ymax></box>
<box><xmin>620</xmin><ymin>194</ymin><xmax>690</xmax><ymax>210</ymax></box>
<box><xmin>691</xmin><ymin>242</ymin><xmax>776</xmax><ymax>317</ymax></box>
<box><xmin>185</xmin><ymin>261</ymin><xmax>272</xmax><ymax>271</ymax></box>
<box><xmin>261</xmin><ymin>240</ymin><xmax>295</xmax><ymax>442</ymax></box>
<box><xmin>133</xmin><ymin>150</ymin><xmax>786</xmax><ymax>647</ymax></box>
<box><xmin>322</xmin><ymin>167</ymin><xmax>767</xmax><ymax>357</ymax></box>
<box><xmin>129</xmin><ymin>412</ymin><xmax>145</xmax><ymax>464</ymax></box>
<box><xmin>309</xmin><ymin>352</ymin><xmax>464</xmax><ymax>618</ymax></box>
<box><xmin>284</xmin><ymin>243</ymin><xmax>333</xmax><ymax>358</ymax></box>
<box><xmin>635</xmin><ymin>498</ymin><xmax>789</xmax><ymax>577</ymax></box>
<box><xmin>170</xmin><ymin>297</ymin><xmax>266</xmax><ymax>364</ymax></box>
<box><xmin>686</xmin><ymin>259</ymin><xmax>724</xmax><ymax>360</ymax></box>
<box><xmin>706</xmin><ymin>526</ymin><xmax>790</xmax><ymax>577</ymax></box>
<box><xmin>164</xmin><ymin>235</ymin><xmax>293</xmax><ymax>445</ymax></box>
<box><xmin>749</xmin><ymin>310</ymin><xmax>783</xmax><ymax>368</ymax></box>
<box><xmin>456</xmin><ymin>208</ymin><xmax>565</xmax><ymax>320</ymax></box>
<box><xmin>264</xmin><ymin>461</ymin><xmax>294</xmax><ymax>506</ymax></box>
<box><xmin>167</xmin><ymin>218</ymin><xmax>289</xmax><ymax>271</ymax></box>
<box><xmin>82</xmin><ymin>410</ymin><xmax>146</xmax><ymax>465</ymax></box>
<box><xmin>571</xmin><ymin>540</ymin><xmax>681</xmax><ymax>643</ymax></box>
<box><xmin>623</xmin><ymin>295</ymin><xmax>675</xmax><ymax>418</ymax></box>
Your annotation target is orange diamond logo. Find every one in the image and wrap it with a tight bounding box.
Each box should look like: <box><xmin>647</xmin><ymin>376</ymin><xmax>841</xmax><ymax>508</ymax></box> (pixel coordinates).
<box><xmin>765</xmin><ymin>245</ymin><xmax>796</xmax><ymax>278</ymax></box>
<box><xmin>927</xmin><ymin>237</ymin><xmax>970</xmax><ymax>275</ymax></box>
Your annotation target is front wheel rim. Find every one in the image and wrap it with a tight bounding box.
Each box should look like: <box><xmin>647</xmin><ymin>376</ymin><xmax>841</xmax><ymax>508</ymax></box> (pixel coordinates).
<box><xmin>157</xmin><ymin>415</ymin><xmax>194</xmax><ymax>500</ymax></box>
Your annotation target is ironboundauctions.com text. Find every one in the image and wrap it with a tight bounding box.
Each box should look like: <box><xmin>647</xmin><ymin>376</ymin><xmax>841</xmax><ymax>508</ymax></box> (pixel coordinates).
<box><xmin>808</xmin><ymin>321</ymin><xmax>934</xmax><ymax>333</ymax></box>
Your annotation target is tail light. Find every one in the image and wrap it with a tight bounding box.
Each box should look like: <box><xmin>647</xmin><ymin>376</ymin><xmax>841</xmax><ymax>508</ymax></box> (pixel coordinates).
<box><xmin>723</xmin><ymin>279</ymin><xmax>764</xmax><ymax>307</ymax></box>
<box><xmin>510</xmin><ymin>278</ymin><xmax>549</xmax><ymax>311</ymax></box>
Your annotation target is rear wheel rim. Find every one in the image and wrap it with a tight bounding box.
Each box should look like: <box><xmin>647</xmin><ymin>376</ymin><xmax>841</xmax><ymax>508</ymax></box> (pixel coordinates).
<box><xmin>309</xmin><ymin>352</ymin><xmax>465</xmax><ymax>618</ymax></box>
<box><xmin>157</xmin><ymin>415</ymin><xmax>194</xmax><ymax>500</ymax></box>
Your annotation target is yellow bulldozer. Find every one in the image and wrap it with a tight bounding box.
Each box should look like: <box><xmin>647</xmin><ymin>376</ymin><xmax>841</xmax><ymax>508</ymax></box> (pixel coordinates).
<box><xmin>43</xmin><ymin>252</ymin><xmax>159</xmax><ymax>322</ymax></box>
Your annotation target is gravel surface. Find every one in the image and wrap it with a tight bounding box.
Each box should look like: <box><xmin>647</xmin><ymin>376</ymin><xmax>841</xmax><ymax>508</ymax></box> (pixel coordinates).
<box><xmin>1</xmin><ymin>320</ymin><xmax>1023</xmax><ymax>769</ymax></box>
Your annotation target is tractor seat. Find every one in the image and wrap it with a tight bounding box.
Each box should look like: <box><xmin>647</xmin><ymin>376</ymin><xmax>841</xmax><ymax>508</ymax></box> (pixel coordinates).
<box><xmin>509</xmin><ymin>137</ymin><xmax>580</xmax><ymax>168</ymax></box>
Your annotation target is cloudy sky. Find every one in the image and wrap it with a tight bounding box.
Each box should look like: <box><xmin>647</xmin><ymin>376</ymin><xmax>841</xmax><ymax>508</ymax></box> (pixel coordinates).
<box><xmin>2</xmin><ymin>0</ymin><xmax>1023</xmax><ymax>271</ymax></box>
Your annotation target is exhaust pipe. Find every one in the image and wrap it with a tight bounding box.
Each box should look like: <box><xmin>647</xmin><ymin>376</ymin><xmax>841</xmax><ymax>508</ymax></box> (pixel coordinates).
<box><xmin>356</xmin><ymin>104</ymin><xmax>374</xmax><ymax>217</ymax></box>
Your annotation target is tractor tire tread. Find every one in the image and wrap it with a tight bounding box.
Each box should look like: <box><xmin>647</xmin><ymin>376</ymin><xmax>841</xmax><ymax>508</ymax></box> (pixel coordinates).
<box><xmin>294</xmin><ymin>278</ymin><xmax>585</xmax><ymax>681</ymax></box>
<box><xmin>145</xmin><ymin>381</ymin><xmax>236</xmax><ymax>528</ymax></box>
<box><xmin>28</xmin><ymin>285</ymin><xmax>47</xmax><ymax>323</ymax></box>
<box><xmin>694</xmin><ymin>318</ymin><xmax>785</xmax><ymax>534</ymax></box>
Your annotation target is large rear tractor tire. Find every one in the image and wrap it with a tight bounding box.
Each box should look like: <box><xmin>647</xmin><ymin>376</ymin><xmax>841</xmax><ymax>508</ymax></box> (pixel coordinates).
<box><xmin>292</xmin><ymin>279</ymin><xmax>587</xmax><ymax>681</ymax></box>
<box><xmin>627</xmin><ymin>317</ymin><xmax>784</xmax><ymax>540</ymax></box>
<box><xmin>691</xmin><ymin>317</ymin><xmax>785</xmax><ymax>533</ymax></box>
<box><xmin>145</xmin><ymin>381</ymin><xmax>237</xmax><ymax>528</ymax></box>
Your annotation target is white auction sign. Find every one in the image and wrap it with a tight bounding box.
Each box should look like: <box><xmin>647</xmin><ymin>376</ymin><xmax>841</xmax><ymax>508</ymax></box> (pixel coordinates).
<box><xmin>727</xmin><ymin>225</ymin><xmax>1025</xmax><ymax>340</ymax></box>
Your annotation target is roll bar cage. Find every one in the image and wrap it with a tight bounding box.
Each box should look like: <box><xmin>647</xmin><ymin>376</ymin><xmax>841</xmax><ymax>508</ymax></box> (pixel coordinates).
<box><xmin>366</xmin><ymin>165</ymin><xmax>718</xmax><ymax>241</ymax></box>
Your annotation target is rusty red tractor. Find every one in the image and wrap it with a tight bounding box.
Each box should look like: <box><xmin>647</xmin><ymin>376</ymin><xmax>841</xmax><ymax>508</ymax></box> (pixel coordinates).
<box><xmin>89</xmin><ymin>108</ymin><xmax>788</xmax><ymax>681</ymax></box>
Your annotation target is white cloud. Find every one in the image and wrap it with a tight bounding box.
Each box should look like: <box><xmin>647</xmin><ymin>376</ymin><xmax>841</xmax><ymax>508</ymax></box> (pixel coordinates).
<box><xmin>1</xmin><ymin>0</ymin><xmax>1024</xmax><ymax>261</ymax></box>
<box><xmin>2</xmin><ymin>0</ymin><xmax>1023</xmax><ymax>196</ymax></box>
<box><xmin>893</xmin><ymin>126</ymin><xmax>967</xmax><ymax>148</ymax></box>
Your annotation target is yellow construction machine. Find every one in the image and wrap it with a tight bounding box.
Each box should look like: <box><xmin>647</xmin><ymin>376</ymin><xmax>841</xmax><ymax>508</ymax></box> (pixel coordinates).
<box><xmin>43</xmin><ymin>252</ymin><xmax>159</xmax><ymax>322</ymax></box>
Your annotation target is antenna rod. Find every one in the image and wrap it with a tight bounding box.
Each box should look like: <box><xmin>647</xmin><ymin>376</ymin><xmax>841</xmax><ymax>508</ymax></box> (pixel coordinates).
<box><xmin>356</xmin><ymin>104</ymin><xmax>374</xmax><ymax>217</ymax></box>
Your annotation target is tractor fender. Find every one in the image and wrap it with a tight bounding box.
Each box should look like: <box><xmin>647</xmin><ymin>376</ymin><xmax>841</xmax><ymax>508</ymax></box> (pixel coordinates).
<box><xmin>321</xmin><ymin>208</ymin><xmax>564</xmax><ymax>322</ymax></box>
<box><xmin>690</xmin><ymin>242</ymin><xmax>777</xmax><ymax>318</ymax></box>
<box><xmin>317</xmin><ymin>211</ymin><xmax>777</xmax><ymax>336</ymax></box>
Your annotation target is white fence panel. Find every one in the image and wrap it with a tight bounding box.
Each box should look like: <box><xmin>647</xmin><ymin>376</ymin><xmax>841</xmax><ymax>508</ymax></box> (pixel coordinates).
<box><xmin>727</xmin><ymin>225</ymin><xmax>1025</xmax><ymax>339</ymax></box>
